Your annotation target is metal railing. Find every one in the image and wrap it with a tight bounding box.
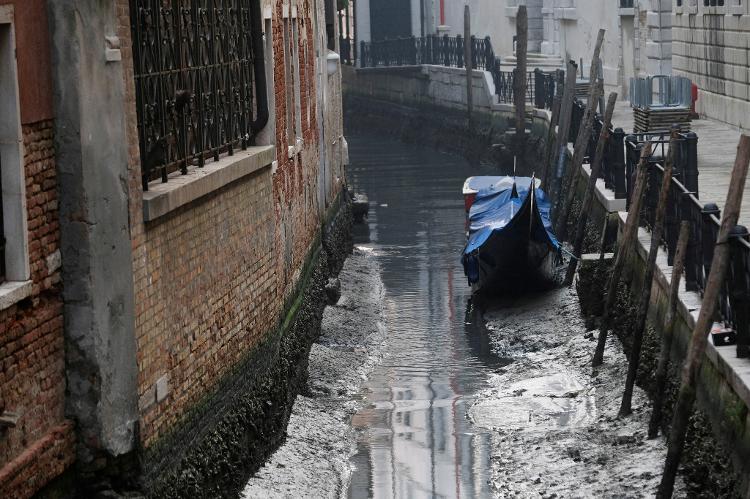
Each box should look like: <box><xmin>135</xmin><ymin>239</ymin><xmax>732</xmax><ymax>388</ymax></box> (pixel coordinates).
<box><xmin>566</xmin><ymin>99</ymin><xmax>628</xmax><ymax>200</ymax></box>
<box><xmin>564</xmin><ymin>79</ymin><xmax>749</xmax><ymax>356</ymax></box>
<box><xmin>360</xmin><ymin>35</ymin><xmax>558</xmax><ymax>110</ymax></box>
<box><xmin>360</xmin><ymin>35</ymin><xmax>497</xmax><ymax>70</ymax></box>
<box><xmin>626</xmin><ymin>132</ymin><xmax>749</xmax><ymax>356</ymax></box>
<box><xmin>130</xmin><ymin>0</ymin><xmax>259</xmax><ymax>190</ymax></box>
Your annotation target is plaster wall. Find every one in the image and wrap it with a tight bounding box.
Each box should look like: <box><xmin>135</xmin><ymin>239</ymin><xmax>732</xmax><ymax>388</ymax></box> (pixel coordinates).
<box><xmin>47</xmin><ymin>0</ymin><xmax>138</xmax><ymax>468</ymax></box>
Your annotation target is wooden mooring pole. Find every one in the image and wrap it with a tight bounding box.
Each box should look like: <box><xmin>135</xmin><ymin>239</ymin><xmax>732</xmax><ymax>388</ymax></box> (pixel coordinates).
<box><xmin>541</xmin><ymin>70</ymin><xmax>564</xmax><ymax>186</ymax></box>
<box><xmin>619</xmin><ymin>131</ymin><xmax>677</xmax><ymax>417</ymax></box>
<box><xmin>549</xmin><ymin>61</ymin><xmax>578</xmax><ymax>197</ymax></box>
<box><xmin>556</xmin><ymin>29</ymin><xmax>605</xmax><ymax>237</ymax></box>
<box><xmin>514</xmin><ymin>5</ymin><xmax>528</xmax><ymax>159</ymax></box>
<box><xmin>564</xmin><ymin>92</ymin><xmax>618</xmax><ymax>286</ymax></box>
<box><xmin>648</xmin><ymin>221</ymin><xmax>690</xmax><ymax>438</ymax></box>
<box><xmin>464</xmin><ymin>5</ymin><xmax>473</xmax><ymax>131</ymax></box>
<box><xmin>658</xmin><ymin>135</ymin><xmax>750</xmax><ymax>499</ymax></box>
<box><xmin>592</xmin><ymin>141</ymin><xmax>653</xmax><ymax>368</ymax></box>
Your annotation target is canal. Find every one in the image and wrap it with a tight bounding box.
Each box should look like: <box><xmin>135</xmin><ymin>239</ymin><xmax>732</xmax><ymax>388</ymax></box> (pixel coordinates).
<box><xmin>345</xmin><ymin>133</ymin><xmax>507</xmax><ymax>499</ymax></box>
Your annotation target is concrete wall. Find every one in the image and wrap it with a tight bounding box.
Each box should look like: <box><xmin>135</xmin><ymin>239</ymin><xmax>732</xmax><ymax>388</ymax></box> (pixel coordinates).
<box><xmin>353</xmin><ymin>65</ymin><xmax>499</xmax><ymax>112</ymax></box>
<box><xmin>672</xmin><ymin>3</ymin><xmax>750</xmax><ymax>130</ymax></box>
<box><xmin>48</xmin><ymin>0</ymin><xmax>139</xmax><ymax>477</ymax></box>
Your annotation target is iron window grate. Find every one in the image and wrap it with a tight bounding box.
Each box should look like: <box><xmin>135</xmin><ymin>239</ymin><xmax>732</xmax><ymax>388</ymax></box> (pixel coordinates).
<box><xmin>129</xmin><ymin>0</ymin><xmax>258</xmax><ymax>190</ymax></box>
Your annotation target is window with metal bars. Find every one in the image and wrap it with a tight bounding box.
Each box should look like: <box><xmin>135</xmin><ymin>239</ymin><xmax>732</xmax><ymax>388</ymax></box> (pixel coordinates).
<box><xmin>129</xmin><ymin>0</ymin><xmax>259</xmax><ymax>190</ymax></box>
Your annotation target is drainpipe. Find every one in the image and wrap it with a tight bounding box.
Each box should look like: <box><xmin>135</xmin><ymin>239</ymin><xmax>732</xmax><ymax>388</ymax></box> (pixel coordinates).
<box><xmin>250</xmin><ymin>0</ymin><xmax>269</xmax><ymax>133</ymax></box>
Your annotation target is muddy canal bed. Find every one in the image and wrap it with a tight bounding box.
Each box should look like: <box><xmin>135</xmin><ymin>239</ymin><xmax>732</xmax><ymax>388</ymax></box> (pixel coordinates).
<box><xmin>242</xmin><ymin>248</ymin><xmax>386</xmax><ymax>498</ymax></box>
<box><xmin>243</xmin><ymin>134</ymin><xmax>684</xmax><ymax>498</ymax></box>
<box><xmin>473</xmin><ymin>287</ymin><xmax>685</xmax><ymax>498</ymax></box>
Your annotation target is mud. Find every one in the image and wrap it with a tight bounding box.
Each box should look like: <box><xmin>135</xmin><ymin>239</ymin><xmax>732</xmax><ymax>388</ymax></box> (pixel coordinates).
<box><xmin>577</xmin><ymin>262</ymin><xmax>743</xmax><ymax>498</ymax></box>
<box><xmin>242</xmin><ymin>248</ymin><xmax>386</xmax><ymax>498</ymax></box>
<box><xmin>471</xmin><ymin>286</ymin><xmax>686</xmax><ymax>498</ymax></box>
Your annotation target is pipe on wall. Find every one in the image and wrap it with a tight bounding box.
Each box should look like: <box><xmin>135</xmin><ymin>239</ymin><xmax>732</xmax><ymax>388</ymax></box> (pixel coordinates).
<box><xmin>250</xmin><ymin>0</ymin><xmax>269</xmax><ymax>133</ymax></box>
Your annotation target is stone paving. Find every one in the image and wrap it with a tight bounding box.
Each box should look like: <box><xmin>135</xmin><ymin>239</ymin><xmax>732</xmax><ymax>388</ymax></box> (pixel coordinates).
<box><xmin>610</xmin><ymin>99</ymin><xmax>750</xmax><ymax>227</ymax></box>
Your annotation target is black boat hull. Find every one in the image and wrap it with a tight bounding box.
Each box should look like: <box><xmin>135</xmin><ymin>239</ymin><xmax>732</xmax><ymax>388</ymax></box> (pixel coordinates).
<box><xmin>467</xmin><ymin>184</ymin><xmax>559</xmax><ymax>293</ymax></box>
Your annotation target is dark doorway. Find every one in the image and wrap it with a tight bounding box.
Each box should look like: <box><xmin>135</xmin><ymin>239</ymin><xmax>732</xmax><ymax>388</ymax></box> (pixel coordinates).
<box><xmin>369</xmin><ymin>0</ymin><xmax>411</xmax><ymax>41</ymax></box>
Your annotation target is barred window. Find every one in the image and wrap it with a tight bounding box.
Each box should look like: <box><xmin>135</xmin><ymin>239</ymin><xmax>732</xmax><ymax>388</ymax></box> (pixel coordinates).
<box><xmin>130</xmin><ymin>0</ymin><xmax>260</xmax><ymax>190</ymax></box>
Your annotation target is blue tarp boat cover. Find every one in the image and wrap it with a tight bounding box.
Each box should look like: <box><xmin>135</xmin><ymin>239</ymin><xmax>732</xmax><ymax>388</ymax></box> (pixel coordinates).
<box><xmin>463</xmin><ymin>177</ymin><xmax>560</xmax><ymax>256</ymax></box>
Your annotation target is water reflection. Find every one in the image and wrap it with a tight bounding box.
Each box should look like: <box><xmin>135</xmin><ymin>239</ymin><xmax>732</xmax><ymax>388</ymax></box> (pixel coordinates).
<box><xmin>346</xmin><ymin>135</ymin><xmax>509</xmax><ymax>498</ymax></box>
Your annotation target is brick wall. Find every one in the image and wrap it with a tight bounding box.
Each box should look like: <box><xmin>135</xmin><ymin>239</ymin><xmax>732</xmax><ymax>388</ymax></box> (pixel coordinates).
<box><xmin>0</xmin><ymin>121</ymin><xmax>75</xmax><ymax>498</ymax></box>
<box><xmin>673</xmin><ymin>10</ymin><xmax>750</xmax><ymax>128</ymax></box>
<box><xmin>119</xmin><ymin>0</ymin><xmax>329</xmax><ymax>449</ymax></box>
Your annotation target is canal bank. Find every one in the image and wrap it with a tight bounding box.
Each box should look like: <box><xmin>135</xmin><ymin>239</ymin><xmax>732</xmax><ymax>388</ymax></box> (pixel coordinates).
<box><xmin>242</xmin><ymin>247</ymin><xmax>386</xmax><ymax>498</ymax></box>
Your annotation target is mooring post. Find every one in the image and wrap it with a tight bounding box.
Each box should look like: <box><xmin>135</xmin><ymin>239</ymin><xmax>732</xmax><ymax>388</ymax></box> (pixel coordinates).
<box><xmin>619</xmin><ymin>130</ymin><xmax>678</xmax><ymax>417</ymax></box>
<box><xmin>684</xmin><ymin>132</ymin><xmax>700</xmax><ymax>196</ymax></box>
<box><xmin>729</xmin><ymin>225</ymin><xmax>750</xmax><ymax>358</ymax></box>
<box><xmin>658</xmin><ymin>135</ymin><xmax>750</xmax><ymax>499</ymax></box>
<box><xmin>550</xmin><ymin>62</ymin><xmax>578</xmax><ymax>195</ymax></box>
<box><xmin>514</xmin><ymin>5</ymin><xmax>528</xmax><ymax>159</ymax></box>
<box><xmin>542</xmin><ymin>70</ymin><xmax>565</xmax><ymax>187</ymax></box>
<box><xmin>464</xmin><ymin>6</ymin><xmax>473</xmax><ymax>131</ymax></box>
<box><xmin>649</xmin><ymin>221</ymin><xmax>691</xmax><ymax>438</ymax></box>
<box><xmin>556</xmin><ymin>29</ymin><xmax>605</xmax><ymax>238</ymax></box>
<box><xmin>564</xmin><ymin>92</ymin><xmax>618</xmax><ymax>286</ymax></box>
<box><xmin>613</xmin><ymin>128</ymin><xmax>627</xmax><ymax>199</ymax></box>
<box><xmin>592</xmin><ymin>141</ymin><xmax>653</xmax><ymax>368</ymax></box>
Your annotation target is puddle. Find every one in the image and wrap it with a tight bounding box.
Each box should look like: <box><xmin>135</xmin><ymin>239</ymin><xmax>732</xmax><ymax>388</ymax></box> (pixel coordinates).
<box><xmin>470</xmin><ymin>373</ymin><xmax>597</xmax><ymax>431</ymax></box>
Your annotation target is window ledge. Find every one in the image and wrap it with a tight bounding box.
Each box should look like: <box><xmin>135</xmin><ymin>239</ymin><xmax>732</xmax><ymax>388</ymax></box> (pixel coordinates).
<box><xmin>619</xmin><ymin>8</ymin><xmax>634</xmax><ymax>16</ymax></box>
<box><xmin>142</xmin><ymin>145</ymin><xmax>275</xmax><ymax>222</ymax></box>
<box><xmin>0</xmin><ymin>280</ymin><xmax>32</xmax><ymax>311</ymax></box>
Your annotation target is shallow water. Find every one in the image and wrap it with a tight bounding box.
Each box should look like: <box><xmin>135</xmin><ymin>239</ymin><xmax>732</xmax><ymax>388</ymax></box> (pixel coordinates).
<box><xmin>346</xmin><ymin>135</ymin><xmax>509</xmax><ymax>499</ymax></box>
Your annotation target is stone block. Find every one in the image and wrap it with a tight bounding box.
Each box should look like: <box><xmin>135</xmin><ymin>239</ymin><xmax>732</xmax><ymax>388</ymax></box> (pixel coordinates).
<box><xmin>156</xmin><ymin>374</ymin><xmax>170</xmax><ymax>402</ymax></box>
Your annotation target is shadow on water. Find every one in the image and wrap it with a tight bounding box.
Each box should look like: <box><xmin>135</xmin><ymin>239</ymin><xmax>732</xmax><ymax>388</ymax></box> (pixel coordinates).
<box><xmin>346</xmin><ymin>133</ymin><xmax>521</xmax><ymax>499</ymax></box>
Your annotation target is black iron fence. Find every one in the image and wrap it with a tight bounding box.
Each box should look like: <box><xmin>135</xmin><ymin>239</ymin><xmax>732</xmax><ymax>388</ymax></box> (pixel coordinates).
<box><xmin>625</xmin><ymin>133</ymin><xmax>750</xmax><ymax>356</ymax></box>
<box><xmin>566</xmin><ymin>99</ymin><xmax>629</xmax><ymax>200</ymax></box>
<box><xmin>360</xmin><ymin>34</ymin><xmax>497</xmax><ymax>70</ymax></box>
<box><xmin>360</xmin><ymin>35</ymin><xmax>557</xmax><ymax>110</ymax></box>
<box><xmin>564</xmin><ymin>82</ymin><xmax>750</xmax><ymax>357</ymax></box>
<box><xmin>130</xmin><ymin>0</ymin><xmax>260</xmax><ymax>190</ymax></box>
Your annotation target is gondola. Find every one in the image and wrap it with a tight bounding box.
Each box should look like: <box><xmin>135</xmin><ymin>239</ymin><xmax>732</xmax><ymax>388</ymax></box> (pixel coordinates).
<box><xmin>461</xmin><ymin>175</ymin><xmax>561</xmax><ymax>292</ymax></box>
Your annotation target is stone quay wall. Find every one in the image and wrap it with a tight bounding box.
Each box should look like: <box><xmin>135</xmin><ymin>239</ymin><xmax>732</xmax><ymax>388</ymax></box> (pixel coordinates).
<box><xmin>673</xmin><ymin>6</ymin><xmax>750</xmax><ymax>131</ymax></box>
